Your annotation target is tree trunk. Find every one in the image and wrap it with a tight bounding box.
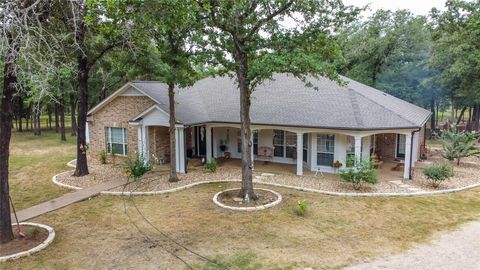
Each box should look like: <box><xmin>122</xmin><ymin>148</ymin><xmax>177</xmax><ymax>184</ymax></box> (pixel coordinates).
<box><xmin>168</xmin><ymin>82</ymin><xmax>179</xmax><ymax>182</ymax></box>
<box><xmin>456</xmin><ymin>106</ymin><xmax>467</xmax><ymax>125</ymax></box>
<box><xmin>0</xmin><ymin>33</ymin><xmax>18</xmax><ymax>244</ymax></box>
<box><xmin>48</xmin><ymin>105</ymin><xmax>52</xmax><ymax>129</ymax></box>
<box><xmin>70</xmin><ymin>94</ymin><xmax>77</xmax><ymax>136</ymax></box>
<box><xmin>17</xmin><ymin>97</ymin><xmax>23</xmax><ymax>132</ymax></box>
<box><xmin>235</xmin><ymin>49</ymin><xmax>255</xmax><ymax>200</ymax></box>
<box><xmin>60</xmin><ymin>100</ymin><xmax>66</xmax><ymax>141</ymax></box>
<box><xmin>54</xmin><ymin>103</ymin><xmax>59</xmax><ymax>133</ymax></box>
<box><xmin>73</xmin><ymin>9</ymin><xmax>89</xmax><ymax>177</ymax></box>
<box><xmin>473</xmin><ymin>103</ymin><xmax>480</xmax><ymax>131</ymax></box>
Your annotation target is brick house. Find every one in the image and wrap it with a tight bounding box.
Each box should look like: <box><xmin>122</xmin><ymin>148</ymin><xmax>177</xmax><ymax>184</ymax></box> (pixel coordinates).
<box><xmin>87</xmin><ymin>73</ymin><xmax>430</xmax><ymax>179</ymax></box>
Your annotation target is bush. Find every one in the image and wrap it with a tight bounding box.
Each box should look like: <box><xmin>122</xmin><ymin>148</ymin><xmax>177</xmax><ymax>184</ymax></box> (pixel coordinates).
<box><xmin>203</xmin><ymin>158</ymin><xmax>217</xmax><ymax>172</ymax></box>
<box><xmin>423</xmin><ymin>162</ymin><xmax>454</xmax><ymax>188</ymax></box>
<box><xmin>124</xmin><ymin>154</ymin><xmax>152</xmax><ymax>181</ymax></box>
<box><xmin>441</xmin><ymin>128</ymin><xmax>480</xmax><ymax>165</ymax></box>
<box><xmin>99</xmin><ymin>150</ymin><xmax>107</xmax><ymax>164</ymax></box>
<box><xmin>339</xmin><ymin>158</ymin><xmax>378</xmax><ymax>190</ymax></box>
<box><xmin>295</xmin><ymin>200</ymin><xmax>307</xmax><ymax>216</ymax></box>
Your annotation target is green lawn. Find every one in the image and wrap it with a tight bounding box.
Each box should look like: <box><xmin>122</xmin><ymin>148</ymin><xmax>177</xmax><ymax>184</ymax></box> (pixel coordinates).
<box><xmin>3</xmin><ymin>131</ymin><xmax>480</xmax><ymax>269</ymax></box>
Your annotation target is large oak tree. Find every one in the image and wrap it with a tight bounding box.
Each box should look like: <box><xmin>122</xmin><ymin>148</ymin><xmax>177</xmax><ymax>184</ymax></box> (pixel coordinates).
<box><xmin>200</xmin><ymin>0</ymin><xmax>359</xmax><ymax>199</ymax></box>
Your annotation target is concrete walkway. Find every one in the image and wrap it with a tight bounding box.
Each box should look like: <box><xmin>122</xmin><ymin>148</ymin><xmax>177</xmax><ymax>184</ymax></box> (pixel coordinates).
<box><xmin>11</xmin><ymin>178</ymin><xmax>125</xmax><ymax>222</ymax></box>
<box><xmin>344</xmin><ymin>220</ymin><xmax>480</xmax><ymax>270</ymax></box>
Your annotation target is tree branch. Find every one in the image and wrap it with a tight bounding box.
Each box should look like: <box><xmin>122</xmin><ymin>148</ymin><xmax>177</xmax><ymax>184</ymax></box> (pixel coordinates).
<box><xmin>87</xmin><ymin>42</ymin><xmax>121</xmax><ymax>69</ymax></box>
<box><xmin>243</xmin><ymin>0</ymin><xmax>294</xmax><ymax>42</ymax></box>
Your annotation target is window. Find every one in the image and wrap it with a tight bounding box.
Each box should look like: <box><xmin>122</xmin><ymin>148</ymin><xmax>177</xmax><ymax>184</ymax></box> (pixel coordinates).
<box><xmin>237</xmin><ymin>130</ymin><xmax>258</xmax><ymax>154</ymax></box>
<box><xmin>285</xmin><ymin>131</ymin><xmax>297</xmax><ymax>158</ymax></box>
<box><xmin>317</xmin><ymin>134</ymin><xmax>335</xmax><ymax>166</ymax></box>
<box><xmin>346</xmin><ymin>136</ymin><xmax>355</xmax><ymax>167</ymax></box>
<box><xmin>237</xmin><ymin>130</ymin><xmax>242</xmax><ymax>153</ymax></box>
<box><xmin>303</xmin><ymin>133</ymin><xmax>308</xmax><ymax>162</ymax></box>
<box><xmin>397</xmin><ymin>134</ymin><xmax>406</xmax><ymax>158</ymax></box>
<box><xmin>106</xmin><ymin>127</ymin><xmax>127</xmax><ymax>155</ymax></box>
<box><xmin>273</xmin><ymin>130</ymin><xmax>284</xmax><ymax>157</ymax></box>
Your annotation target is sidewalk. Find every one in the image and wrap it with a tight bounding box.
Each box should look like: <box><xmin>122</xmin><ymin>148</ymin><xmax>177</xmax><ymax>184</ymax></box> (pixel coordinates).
<box><xmin>11</xmin><ymin>178</ymin><xmax>125</xmax><ymax>222</ymax></box>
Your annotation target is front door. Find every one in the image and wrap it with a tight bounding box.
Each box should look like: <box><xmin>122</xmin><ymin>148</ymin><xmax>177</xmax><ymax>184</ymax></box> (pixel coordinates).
<box><xmin>194</xmin><ymin>126</ymin><xmax>206</xmax><ymax>157</ymax></box>
<box><xmin>396</xmin><ymin>134</ymin><xmax>406</xmax><ymax>158</ymax></box>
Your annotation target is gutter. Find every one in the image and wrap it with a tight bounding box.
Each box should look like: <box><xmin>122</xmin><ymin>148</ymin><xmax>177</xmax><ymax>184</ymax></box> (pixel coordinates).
<box><xmin>409</xmin><ymin>127</ymin><xmax>422</xmax><ymax>180</ymax></box>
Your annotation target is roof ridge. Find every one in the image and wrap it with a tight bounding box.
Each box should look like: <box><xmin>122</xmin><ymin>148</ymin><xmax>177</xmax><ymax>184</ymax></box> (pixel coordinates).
<box><xmin>348</xmin><ymin>89</ymin><xmax>365</xmax><ymax>127</ymax></box>
<box><xmin>347</xmin><ymin>85</ymin><xmax>418</xmax><ymax>127</ymax></box>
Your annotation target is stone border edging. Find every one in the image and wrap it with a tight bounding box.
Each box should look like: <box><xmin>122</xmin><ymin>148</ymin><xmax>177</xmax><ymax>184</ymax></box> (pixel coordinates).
<box><xmin>54</xmin><ymin>160</ymin><xmax>480</xmax><ymax>197</ymax></box>
<box><xmin>0</xmin><ymin>222</ymin><xmax>55</xmax><ymax>262</ymax></box>
<box><xmin>52</xmin><ymin>171</ymin><xmax>82</xmax><ymax>190</ymax></box>
<box><xmin>66</xmin><ymin>160</ymin><xmax>76</xmax><ymax>168</ymax></box>
<box><xmin>212</xmin><ymin>188</ymin><xmax>282</xmax><ymax>211</ymax></box>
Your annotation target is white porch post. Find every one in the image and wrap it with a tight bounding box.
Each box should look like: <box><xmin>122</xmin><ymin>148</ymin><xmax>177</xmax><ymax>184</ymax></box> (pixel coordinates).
<box><xmin>310</xmin><ymin>133</ymin><xmax>317</xmax><ymax>171</ymax></box>
<box><xmin>354</xmin><ymin>135</ymin><xmax>362</xmax><ymax>165</ymax></box>
<box><xmin>138</xmin><ymin>125</ymin><xmax>149</xmax><ymax>162</ymax></box>
<box><xmin>206</xmin><ymin>126</ymin><xmax>212</xmax><ymax>161</ymax></box>
<box><xmin>404</xmin><ymin>133</ymin><xmax>412</xmax><ymax>179</ymax></box>
<box><xmin>296</xmin><ymin>132</ymin><xmax>304</xmax><ymax>176</ymax></box>
<box><xmin>175</xmin><ymin>126</ymin><xmax>185</xmax><ymax>173</ymax></box>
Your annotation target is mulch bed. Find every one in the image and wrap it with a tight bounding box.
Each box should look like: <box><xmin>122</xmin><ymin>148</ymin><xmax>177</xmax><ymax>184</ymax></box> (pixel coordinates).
<box><xmin>217</xmin><ymin>189</ymin><xmax>278</xmax><ymax>208</ymax></box>
<box><xmin>0</xmin><ymin>225</ymin><xmax>49</xmax><ymax>257</ymax></box>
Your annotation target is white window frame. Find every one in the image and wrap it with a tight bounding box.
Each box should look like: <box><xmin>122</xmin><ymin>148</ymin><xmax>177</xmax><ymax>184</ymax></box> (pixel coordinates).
<box><xmin>106</xmin><ymin>127</ymin><xmax>128</xmax><ymax>156</ymax></box>
<box><xmin>316</xmin><ymin>134</ymin><xmax>335</xmax><ymax>166</ymax></box>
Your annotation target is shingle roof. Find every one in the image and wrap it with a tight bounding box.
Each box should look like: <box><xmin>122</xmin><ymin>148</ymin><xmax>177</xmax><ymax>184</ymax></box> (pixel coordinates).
<box><xmin>130</xmin><ymin>73</ymin><xmax>431</xmax><ymax>130</ymax></box>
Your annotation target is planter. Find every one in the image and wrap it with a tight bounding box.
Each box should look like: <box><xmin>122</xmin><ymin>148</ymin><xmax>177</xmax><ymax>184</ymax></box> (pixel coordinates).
<box><xmin>213</xmin><ymin>188</ymin><xmax>282</xmax><ymax>211</ymax></box>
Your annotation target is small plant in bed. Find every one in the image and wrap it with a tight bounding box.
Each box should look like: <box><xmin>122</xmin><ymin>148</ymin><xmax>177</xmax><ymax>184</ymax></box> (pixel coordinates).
<box><xmin>99</xmin><ymin>150</ymin><xmax>107</xmax><ymax>164</ymax></box>
<box><xmin>339</xmin><ymin>158</ymin><xmax>378</xmax><ymax>190</ymax></box>
<box><xmin>295</xmin><ymin>200</ymin><xmax>307</xmax><ymax>216</ymax></box>
<box><xmin>423</xmin><ymin>162</ymin><xmax>454</xmax><ymax>188</ymax></box>
<box><xmin>204</xmin><ymin>158</ymin><xmax>217</xmax><ymax>172</ymax></box>
<box><xmin>124</xmin><ymin>154</ymin><xmax>152</xmax><ymax>181</ymax></box>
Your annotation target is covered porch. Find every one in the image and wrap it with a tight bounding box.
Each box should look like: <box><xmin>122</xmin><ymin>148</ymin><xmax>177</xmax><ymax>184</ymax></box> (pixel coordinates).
<box><xmin>189</xmin><ymin>123</ymin><xmax>422</xmax><ymax>180</ymax></box>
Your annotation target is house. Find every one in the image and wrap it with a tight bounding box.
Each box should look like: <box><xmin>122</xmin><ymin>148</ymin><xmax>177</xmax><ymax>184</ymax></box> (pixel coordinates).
<box><xmin>86</xmin><ymin>73</ymin><xmax>431</xmax><ymax>179</ymax></box>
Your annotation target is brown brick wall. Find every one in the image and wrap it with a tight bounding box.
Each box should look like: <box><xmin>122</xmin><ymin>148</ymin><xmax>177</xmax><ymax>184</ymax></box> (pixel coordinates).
<box><xmin>375</xmin><ymin>133</ymin><xmax>396</xmax><ymax>160</ymax></box>
<box><xmin>149</xmin><ymin>126</ymin><xmax>170</xmax><ymax>163</ymax></box>
<box><xmin>89</xmin><ymin>95</ymin><xmax>155</xmax><ymax>157</ymax></box>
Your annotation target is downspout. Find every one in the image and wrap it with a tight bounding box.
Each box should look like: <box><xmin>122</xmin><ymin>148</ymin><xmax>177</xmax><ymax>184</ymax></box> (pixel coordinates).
<box><xmin>409</xmin><ymin>127</ymin><xmax>421</xmax><ymax>180</ymax></box>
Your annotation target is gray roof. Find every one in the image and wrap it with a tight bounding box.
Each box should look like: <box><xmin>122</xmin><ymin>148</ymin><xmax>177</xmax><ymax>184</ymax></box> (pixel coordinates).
<box><xmin>130</xmin><ymin>73</ymin><xmax>431</xmax><ymax>130</ymax></box>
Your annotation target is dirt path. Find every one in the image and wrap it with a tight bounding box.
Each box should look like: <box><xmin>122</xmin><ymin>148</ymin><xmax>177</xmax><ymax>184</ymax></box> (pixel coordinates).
<box><xmin>344</xmin><ymin>220</ymin><xmax>480</xmax><ymax>270</ymax></box>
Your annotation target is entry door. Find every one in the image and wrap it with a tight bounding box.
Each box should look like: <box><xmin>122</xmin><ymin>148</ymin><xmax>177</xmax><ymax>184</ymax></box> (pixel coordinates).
<box><xmin>195</xmin><ymin>126</ymin><xmax>206</xmax><ymax>156</ymax></box>
<box><xmin>396</xmin><ymin>134</ymin><xmax>406</xmax><ymax>158</ymax></box>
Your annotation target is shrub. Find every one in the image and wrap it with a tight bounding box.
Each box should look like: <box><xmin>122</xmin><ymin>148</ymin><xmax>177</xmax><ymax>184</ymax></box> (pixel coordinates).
<box><xmin>109</xmin><ymin>147</ymin><xmax>116</xmax><ymax>164</ymax></box>
<box><xmin>423</xmin><ymin>162</ymin><xmax>454</xmax><ymax>188</ymax></box>
<box><xmin>203</xmin><ymin>158</ymin><xmax>217</xmax><ymax>172</ymax></box>
<box><xmin>124</xmin><ymin>154</ymin><xmax>152</xmax><ymax>181</ymax></box>
<box><xmin>339</xmin><ymin>158</ymin><xmax>378</xmax><ymax>190</ymax></box>
<box><xmin>99</xmin><ymin>150</ymin><xmax>107</xmax><ymax>164</ymax></box>
<box><xmin>441</xmin><ymin>128</ymin><xmax>480</xmax><ymax>165</ymax></box>
<box><xmin>295</xmin><ymin>200</ymin><xmax>307</xmax><ymax>216</ymax></box>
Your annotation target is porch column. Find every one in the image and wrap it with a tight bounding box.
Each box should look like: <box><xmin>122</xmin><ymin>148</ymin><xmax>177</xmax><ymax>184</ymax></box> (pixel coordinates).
<box><xmin>296</xmin><ymin>132</ymin><xmax>304</xmax><ymax>176</ymax></box>
<box><xmin>175</xmin><ymin>126</ymin><xmax>185</xmax><ymax>173</ymax></box>
<box><xmin>354</xmin><ymin>135</ymin><xmax>362</xmax><ymax>165</ymax></box>
<box><xmin>403</xmin><ymin>133</ymin><xmax>412</xmax><ymax>179</ymax></box>
<box><xmin>138</xmin><ymin>125</ymin><xmax>149</xmax><ymax>162</ymax></box>
<box><xmin>206</xmin><ymin>126</ymin><xmax>212</xmax><ymax>161</ymax></box>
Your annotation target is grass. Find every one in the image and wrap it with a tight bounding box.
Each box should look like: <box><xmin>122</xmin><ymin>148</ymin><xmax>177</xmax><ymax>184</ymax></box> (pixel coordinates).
<box><xmin>3</xmin><ymin>131</ymin><xmax>480</xmax><ymax>269</ymax></box>
<box><xmin>9</xmin><ymin>129</ymin><xmax>76</xmax><ymax>210</ymax></box>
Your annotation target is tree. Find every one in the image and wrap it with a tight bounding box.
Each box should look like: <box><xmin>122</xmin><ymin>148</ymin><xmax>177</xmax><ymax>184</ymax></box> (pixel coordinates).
<box><xmin>441</xmin><ymin>128</ymin><xmax>480</xmax><ymax>165</ymax></box>
<box><xmin>58</xmin><ymin>0</ymin><xmax>138</xmax><ymax>176</ymax></box>
<box><xmin>200</xmin><ymin>0</ymin><xmax>359</xmax><ymax>199</ymax></box>
<box><xmin>340</xmin><ymin>10</ymin><xmax>434</xmax><ymax>105</ymax></box>
<box><xmin>142</xmin><ymin>0</ymin><xmax>205</xmax><ymax>182</ymax></box>
<box><xmin>429</xmin><ymin>1</ymin><xmax>480</xmax><ymax>130</ymax></box>
<box><xmin>0</xmin><ymin>0</ymin><xmax>53</xmax><ymax>244</ymax></box>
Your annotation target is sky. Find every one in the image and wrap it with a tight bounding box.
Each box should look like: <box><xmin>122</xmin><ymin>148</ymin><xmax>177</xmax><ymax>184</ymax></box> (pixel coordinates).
<box><xmin>343</xmin><ymin>0</ymin><xmax>447</xmax><ymax>16</ymax></box>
